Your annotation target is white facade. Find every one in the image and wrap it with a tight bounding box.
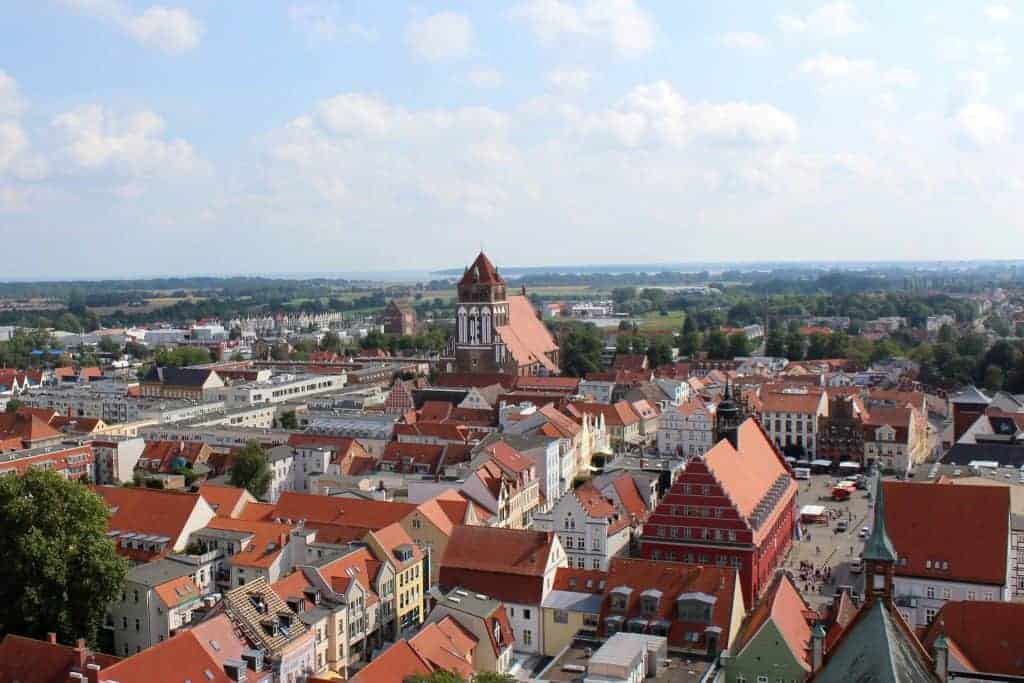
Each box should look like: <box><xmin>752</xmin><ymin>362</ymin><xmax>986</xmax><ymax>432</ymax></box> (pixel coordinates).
<box><xmin>92</xmin><ymin>437</ymin><xmax>145</xmax><ymax>484</ymax></box>
<box><xmin>761</xmin><ymin>391</ymin><xmax>828</xmax><ymax>458</ymax></box>
<box><xmin>534</xmin><ymin>492</ymin><xmax>630</xmax><ymax>571</ymax></box>
<box><xmin>657</xmin><ymin>399</ymin><xmax>715</xmax><ymax>458</ymax></box>
<box><xmin>213</xmin><ymin>373</ymin><xmax>346</xmax><ymax>408</ymax></box>
<box><xmin>894</xmin><ymin>572</ymin><xmax>1012</xmax><ymax>631</ymax></box>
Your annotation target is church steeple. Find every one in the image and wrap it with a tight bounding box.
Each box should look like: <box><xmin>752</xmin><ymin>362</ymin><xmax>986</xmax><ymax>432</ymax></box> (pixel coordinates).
<box><xmin>863</xmin><ymin>478</ymin><xmax>897</xmax><ymax>604</ymax></box>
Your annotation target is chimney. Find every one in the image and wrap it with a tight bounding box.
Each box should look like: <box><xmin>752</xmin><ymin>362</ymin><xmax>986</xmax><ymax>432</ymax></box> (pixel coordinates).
<box><xmin>811</xmin><ymin>624</ymin><xmax>825</xmax><ymax>672</ymax></box>
<box><xmin>47</xmin><ymin>632</ymin><xmax>57</xmax><ymax>644</ymax></box>
<box><xmin>933</xmin><ymin>635</ymin><xmax>949</xmax><ymax>682</ymax></box>
<box><xmin>75</xmin><ymin>639</ymin><xmax>88</xmax><ymax>669</ymax></box>
<box><xmin>85</xmin><ymin>663</ymin><xmax>102</xmax><ymax>683</ymax></box>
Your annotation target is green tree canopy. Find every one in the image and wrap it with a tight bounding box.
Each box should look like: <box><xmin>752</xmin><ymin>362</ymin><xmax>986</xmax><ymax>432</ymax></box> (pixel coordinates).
<box><xmin>228</xmin><ymin>441</ymin><xmax>272</xmax><ymax>499</ymax></box>
<box><xmin>561</xmin><ymin>325</ymin><xmax>604</xmax><ymax>377</ymax></box>
<box><xmin>0</xmin><ymin>470</ymin><xmax>127</xmax><ymax>646</ymax></box>
<box><xmin>764</xmin><ymin>326</ymin><xmax>786</xmax><ymax>357</ymax></box>
<box><xmin>704</xmin><ymin>329</ymin><xmax>729</xmax><ymax>359</ymax></box>
<box><xmin>727</xmin><ymin>332</ymin><xmax>750</xmax><ymax>359</ymax></box>
<box><xmin>278</xmin><ymin>410</ymin><xmax>299</xmax><ymax>430</ymax></box>
<box><xmin>646</xmin><ymin>336</ymin><xmax>674</xmax><ymax>368</ymax></box>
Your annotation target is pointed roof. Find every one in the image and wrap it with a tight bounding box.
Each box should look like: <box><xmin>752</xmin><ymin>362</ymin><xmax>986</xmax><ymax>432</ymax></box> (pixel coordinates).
<box><xmin>951</xmin><ymin>385</ymin><xmax>990</xmax><ymax>405</ymax></box>
<box><xmin>459</xmin><ymin>251</ymin><xmax>504</xmax><ymax>286</ymax></box>
<box><xmin>812</xmin><ymin>599</ymin><xmax>936</xmax><ymax>682</ymax></box>
<box><xmin>862</xmin><ymin>477</ymin><xmax>897</xmax><ymax>563</ymax></box>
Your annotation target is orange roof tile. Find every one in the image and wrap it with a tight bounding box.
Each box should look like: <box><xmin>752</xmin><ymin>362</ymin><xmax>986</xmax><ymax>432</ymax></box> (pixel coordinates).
<box><xmin>0</xmin><ymin>634</ymin><xmax>118</xmax><ymax>683</ymax></box>
<box><xmin>94</xmin><ymin>485</ymin><xmax>207</xmax><ymax>544</ymax></box>
<box><xmin>921</xmin><ymin>601</ymin><xmax>1024</xmax><ymax>676</ymax></box>
<box><xmin>494</xmin><ymin>295</ymin><xmax>559</xmax><ymax>373</ymax></box>
<box><xmin>205</xmin><ymin>517</ymin><xmax>293</xmax><ymax>569</ymax></box>
<box><xmin>270</xmin><ymin>491</ymin><xmax>415</xmax><ymax>529</ymax></box>
<box><xmin>153</xmin><ymin>575</ymin><xmax>200</xmax><ymax>609</ymax></box>
<box><xmin>733</xmin><ymin>573</ymin><xmax>812</xmax><ymax>671</ymax></box>
<box><xmin>99</xmin><ymin>631</ymin><xmax>232</xmax><ymax>682</ymax></box>
<box><xmin>409</xmin><ymin>617</ymin><xmax>476</xmax><ymax>679</ymax></box>
<box><xmin>198</xmin><ymin>483</ymin><xmax>252</xmax><ymax>518</ymax></box>
<box><xmin>350</xmin><ymin>640</ymin><xmax>430</xmax><ymax>683</ymax></box>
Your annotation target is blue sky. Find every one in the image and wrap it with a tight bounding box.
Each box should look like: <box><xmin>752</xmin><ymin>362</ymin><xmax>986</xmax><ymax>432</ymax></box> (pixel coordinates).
<box><xmin>1</xmin><ymin>1</ymin><xmax>1022</xmax><ymax>278</ymax></box>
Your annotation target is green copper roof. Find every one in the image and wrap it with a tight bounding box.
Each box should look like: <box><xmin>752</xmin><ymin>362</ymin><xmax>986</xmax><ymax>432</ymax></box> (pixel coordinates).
<box><xmin>814</xmin><ymin>600</ymin><xmax>935</xmax><ymax>683</ymax></box>
<box><xmin>862</xmin><ymin>478</ymin><xmax>897</xmax><ymax>563</ymax></box>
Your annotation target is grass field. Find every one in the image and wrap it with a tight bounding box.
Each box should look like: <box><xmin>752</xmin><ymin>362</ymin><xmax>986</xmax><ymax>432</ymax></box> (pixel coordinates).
<box><xmin>636</xmin><ymin>310</ymin><xmax>685</xmax><ymax>333</ymax></box>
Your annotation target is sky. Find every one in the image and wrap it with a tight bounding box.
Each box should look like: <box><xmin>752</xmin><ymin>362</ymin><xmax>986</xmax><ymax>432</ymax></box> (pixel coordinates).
<box><xmin>1</xmin><ymin>1</ymin><xmax>1023</xmax><ymax>279</ymax></box>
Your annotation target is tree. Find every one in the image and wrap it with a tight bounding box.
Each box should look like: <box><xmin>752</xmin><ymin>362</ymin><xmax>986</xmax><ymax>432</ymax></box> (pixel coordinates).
<box><xmin>785</xmin><ymin>330</ymin><xmax>805</xmax><ymax>361</ymax></box>
<box><xmin>764</xmin><ymin>327</ymin><xmax>786</xmax><ymax>357</ymax></box>
<box><xmin>278</xmin><ymin>410</ymin><xmax>299</xmax><ymax>430</ymax></box>
<box><xmin>228</xmin><ymin>441</ymin><xmax>272</xmax><ymax>500</ymax></box>
<box><xmin>96</xmin><ymin>335</ymin><xmax>121</xmax><ymax>358</ymax></box>
<box><xmin>726</xmin><ymin>332</ymin><xmax>750</xmax><ymax>359</ymax></box>
<box><xmin>677</xmin><ymin>331</ymin><xmax>701</xmax><ymax>358</ymax></box>
<box><xmin>0</xmin><ymin>470</ymin><xmax>127</xmax><ymax>645</ymax></box>
<box><xmin>825</xmin><ymin>331</ymin><xmax>850</xmax><ymax>358</ymax></box>
<box><xmin>705</xmin><ymin>330</ymin><xmax>729</xmax><ymax>359</ymax></box>
<box><xmin>681</xmin><ymin>313</ymin><xmax>696</xmax><ymax>335</ymax></box>
<box><xmin>320</xmin><ymin>331</ymin><xmax>342</xmax><ymax>353</ymax></box>
<box><xmin>983</xmin><ymin>364</ymin><xmax>1005</xmax><ymax>391</ymax></box>
<box><xmin>805</xmin><ymin>333</ymin><xmax>829</xmax><ymax>360</ymax></box>
<box><xmin>646</xmin><ymin>337</ymin><xmax>673</xmax><ymax>368</ymax></box>
<box><xmin>4</xmin><ymin>398</ymin><xmax>24</xmax><ymax>413</ymax></box>
<box><xmin>561</xmin><ymin>326</ymin><xmax>604</xmax><ymax>377</ymax></box>
<box><xmin>611</xmin><ymin>287</ymin><xmax>637</xmax><ymax>305</ymax></box>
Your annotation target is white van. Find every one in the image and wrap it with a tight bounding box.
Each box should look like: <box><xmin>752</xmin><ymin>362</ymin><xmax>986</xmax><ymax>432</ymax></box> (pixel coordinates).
<box><xmin>794</xmin><ymin>467</ymin><xmax>811</xmax><ymax>480</ymax></box>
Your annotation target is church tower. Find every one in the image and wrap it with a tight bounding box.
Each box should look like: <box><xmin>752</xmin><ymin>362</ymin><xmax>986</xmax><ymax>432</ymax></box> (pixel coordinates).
<box><xmin>862</xmin><ymin>478</ymin><xmax>897</xmax><ymax>605</ymax></box>
<box><xmin>715</xmin><ymin>380</ymin><xmax>744</xmax><ymax>448</ymax></box>
<box><xmin>453</xmin><ymin>252</ymin><xmax>510</xmax><ymax>374</ymax></box>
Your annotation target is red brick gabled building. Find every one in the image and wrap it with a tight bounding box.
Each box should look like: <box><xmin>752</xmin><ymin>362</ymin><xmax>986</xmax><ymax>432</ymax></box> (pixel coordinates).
<box><xmin>639</xmin><ymin>418</ymin><xmax>797</xmax><ymax>605</ymax></box>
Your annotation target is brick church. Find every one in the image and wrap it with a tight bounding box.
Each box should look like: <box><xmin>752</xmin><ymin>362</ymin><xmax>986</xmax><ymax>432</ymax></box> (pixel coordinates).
<box><xmin>445</xmin><ymin>252</ymin><xmax>560</xmax><ymax>376</ymax></box>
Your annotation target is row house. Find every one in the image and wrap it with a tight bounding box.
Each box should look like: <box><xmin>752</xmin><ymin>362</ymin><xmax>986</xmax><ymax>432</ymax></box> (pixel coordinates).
<box><xmin>420</xmin><ymin>590</ymin><xmax>515</xmax><ymax>676</ymax></box>
<box><xmin>107</xmin><ymin>558</ymin><xmax>204</xmax><ymax>657</ymax></box>
<box><xmin>461</xmin><ymin>442</ymin><xmax>540</xmax><ymax>529</ymax></box>
<box><xmin>533</xmin><ymin>483</ymin><xmax>632</xmax><ymax>571</ymax></box>
<box><xmin>498</xmin><ymin>432</ymin><xmax>567</xmax><ymax>510</ymax></box>
<box><xmin>503</xmin><ymin>403</ymin><xmax>587</xmax><ymax>497</ymax></box>
<box><xmin>597</xmin><ymin>557</ymin><xmax>745</xmax><ymax>659</ymax></box>
<box><xmin>136</xmin><ymin>440</ymin><xmax>212</xmax><ymax>476</ymax></box>
<box><xmin>91</xmin><ymin>437</ymin><xmax>146</xmax><ymax>484</ymax></box>
<box><xmin>884</xmin><ymin>480</ymin><xmax>1012</xmax><ymax>631</ymax></box>
<box><xmin>271</xmin><ymin>546</ymin><xmax>396</xmax><ymax>676</ymax></box>
<box><xmin>0</xmin><ymin>442</ymin><xmax>96</xmax><ymax>480</ymax></box>
<box><xmin>220</xmin><ymin>576</ymin><xmax>318</xmax><ymax>682</ymax></box>
<box><xmin>862</xmin><ymin>404</ymin><xmax>929</xmax><ymax>475</ymax></box>
<box><xmin>640</xmin><ymin>419</ymin><xmax>797</xmax><ymax>606</ymax></box>
<box><xmin>657</xmin><ymin>396</ymin><xmax>716</xmax><ymax>458</ymax></box>
<box><xmin>189</xmin><ymin>516</ymin><xmax>298</xmax><ymax>589</ymax></box>
<box><xmin>140</xmin><ymin>366</ymin><xmax>225</xmax><ymax>401</ymax></box>
<box><xmin>757</xmin><ymin>387</ymin><xmax>829</xmax><ymax>459</ymax></box>
<box><xmin>569</xmin><ymin>400</ymin><xmax>641</xmax><ymax>451</ymax></box>
<box><xmin>439</xmin><ymin>525</ymin><xmax>567</xmax><ymax>655</ymax></box>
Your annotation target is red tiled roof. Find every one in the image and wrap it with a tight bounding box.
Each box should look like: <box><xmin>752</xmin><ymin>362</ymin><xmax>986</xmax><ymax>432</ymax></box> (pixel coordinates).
<box><xmin>433</xmin><ymin>373</ymin><xmax>515</xmax><ymax>390</ymax></box>
<box><xmin>351</xmin><ymin>640</ymin><xmax>430</xmax><ymax>683</ymax></box>
<box><xmin>733</xmin><ymin>573</ymin><xmax>812</xmax><ymax>671</ymax></box>
<box><xmin>600</xmin><ymin>558</ymin><xmax>740</xmax><ymax>650</ymax></box>
<box><xmin>921</xmin><ymin>601</ymin><xmax>1024</xmax><ymax>676</ymax></box>
<box><xmin>409</xmin><ymin>617</ymin><xmax>476</xmax><ymax>679</ymax></box>
<box><xmin>495</xmin><ymin>295</ymin><xmax>560</xmax><ymax>373</ymax></box>
<box><xmin>0</xmin><ymin>634</ymin><xmax>118</xmax><ymax>683</ymax></box>
<box><xmin>553</xmin><ymin>567</ymin><xmax>607</xmax><ymax>593</ymax></box>
<box><xmin>512</xmin><ymin>376</ymin><xmax>580</xmax><ymax>392</ymax></box>
<box><xmin>703</xmin><ymin>419</ymin><xmax>796</xmax><ymax>541</ymax></box>
<box><xmin>440</xmin><ymin>526</ymin><xmax>556</xmax><ymax>604</ymax></box>
<box><xmin>382</xmin><ymin>442</ymin><xmax>446</xmax><ymax>473</ymax></box>
<box><xmin>98</xmin><ymin>631</ymin><xmax>232</xmax><ymax>682</ymax></box>
<box><xmin>94</xmin><ymin>485</ymin><xmax>208</xmax><ymax>545</ymax></box>
<box><xmin>287</xmin><ymin>432</ymin><xmax>361</xmax><ymax>457</ymax></box>
<box><xmin>569</xmin><ymin>400</ymin><xmax>640</xmax><ymax>427</ymax></box>
<box><xmin>198</xmin><ymin>483</ymin><xmax>251</xmax><ymax>518</ymax></box>
<box><xmin>609</xmin><ymin>473</ymin><xmax>650</xmax><ymax>522</ymax></box>
<box><xmin>759</xmin><ymin>390</ymin><xmax>825</xmax><ymax>414</ymax></box>
<box><xmin>271</xmin><ymin>491</ymin><xmax>415</xmax><ymax>528</ymax></box>
<box><xmin>885</xmin><ymin>481</ymin><xmax>1010</xmax><ymax>585</ymax></box>
<box><xmin>366</xmin><ymin>521</ymin><xmax>424</xmax><ymax>570</ymax></box>
<box><xmin>205</xmin><ymin>517</ymin><xmax>293</xmax><ymax>569</ymax></box>
<box><xmin>188</xmin><ymin>613</ymin><xmax>264</xmax><ymax>682</ymax></box>
<box><xmin>459</xmin><ymin>251</ymin><xmax>504</xmax><ymax>286</ymax></box>
<box><xmin>153</xmin><ymin>575</ymin><xmax>200</xmax><ymax>608</ymax></box>
<box><xmin>0</xmin><ymin>412</ymin><xmax>61</xmax><ymax>445</ymax></box>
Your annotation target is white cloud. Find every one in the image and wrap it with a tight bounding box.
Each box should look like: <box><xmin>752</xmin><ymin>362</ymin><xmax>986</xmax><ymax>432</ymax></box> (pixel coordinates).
<box><xmin>511</xmin><ymin>0</ymin><xmax>655</xmax><ymax>58</ymax></box>
<box><xmin>406</xmin><ymin>12</ymin><xmax>473</xmax><ymax>62</ymax></box>
<box><xmin>778</xmin><ymin>2</ymin><xmax>865</xmax><ymax>38</ymax></box>
<box><xmin>0</xmin><ymin>122</ymin><xmax>28</xmax><ymax>173</ymax></box>
<box><xmin>956</xmin><ymin>103</ymin><xmax>1009</xmax><ymax>146</ymax></box>
<box><xmin>984</xmin><ymin>4</ymin><xmax>1012</xmax><ymax>22</ymax></box>
<box><xmin>575</xmin><ymin>81</ymin><xmax>799</xmax><ymax>148</ymax></box>
<box><xmin>61</xmin><ymin>0</ymin><xmax>202</xmax><ymax>54</ymax></box>
<box><xmin>547</xmin><ymin>68</ymin><xmax>593</xmax><ymax>92</ymax></box>
<box><xmin>52</xmin><ymin>105</ymin><xmax>201</xmax><ymax>175</ymax></box>
<box><xmin>0</xmin><ymin>71</ymin><xmax>26</xmax><ymax>117</ymax></box>
<box><xmin>799</xmin><ymin>54</ymin><xmax>919</xmax><ymax>89</ymax></box>
<box><xmin>467</xmin><ymin>67</ymin><xmax>503</xmax><ymax>89</ymax></box>
<box><xmin>288</xmin><ymin>3</ymin><xmax>376</xmax><ymax>43</ymax></box>
<box><xmin>718</xmin><ymin>31</ymin><xmax>770</xmax><ymax>53</ymax></box>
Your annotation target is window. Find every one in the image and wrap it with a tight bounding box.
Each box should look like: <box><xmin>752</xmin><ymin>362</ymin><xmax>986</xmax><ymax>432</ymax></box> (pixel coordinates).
<box><xmin>942</xmin><ymin>588</ymin><xmax>951</xmax><ymax>600</ymax></box>
<box><xmin>926</xmin><ymin>586</ymin><xmax>935</xmax><ymax>599</ymax></box>
<box><xmin>523</xmin><ymin>609</ymin><xmax>531</xmax><ymax>620</ymax></box>
<box><xmin>757</xmin><ymin>675</ymin><xmax>769</xmax><ymax>683</ymax></box>
<box><xmin>553</xmin><ymin>610</ymin><xmax>569</xmax><ymax>624</ymax></box>
<box><xmin>925</xmin><ymin>608</ymin><xmax>937</xmax><ymax>625</ymax></box>
<box><xmin>522</xmin><ymin>629</ymin><xmax>532</xmax><ymax>646</ymax></box>
<box><xmin>592</xmin><ymin>559</ymin><xmax>601</xmax><ymax>569</ymax></box>
<box><xmin>135</xmin><ymin>618</ymin><xmax>140</xmax><ymax>632</ymax></box>
<box><xmin>967</xmin><ymin>590</ymin><xmax>976</xmax><ymax>600</ymax></box>
<box><xmin>985</xmin><ymin>591</ymin><xmax>994</xmax><ymax>601</ymax></box>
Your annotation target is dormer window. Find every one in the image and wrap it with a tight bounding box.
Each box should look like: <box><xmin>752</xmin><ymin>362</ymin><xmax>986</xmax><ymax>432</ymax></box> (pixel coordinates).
<box><xmin>640</xmin><ymin>589</ymin><xmax>662</xmax><ymax>615</ymax></box>
<box><xmin>610</xmin><ymin>586</ymin><xmax>632</xmax><ymax>611</ymax></box>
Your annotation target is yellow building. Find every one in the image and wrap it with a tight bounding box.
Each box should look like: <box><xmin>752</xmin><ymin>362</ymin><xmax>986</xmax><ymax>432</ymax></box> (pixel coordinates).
<box><xmin>540</xmin><ymin>568</ymin><xmax>604</xmax><ymax>656</ymax></box>
<box><xmin>364</xmin><ymin>522</ymin><xmax>426</xmax><ymax>638</ymax></box>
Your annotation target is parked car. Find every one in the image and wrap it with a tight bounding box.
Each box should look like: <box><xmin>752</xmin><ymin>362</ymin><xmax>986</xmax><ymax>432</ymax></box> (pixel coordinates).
<box><xmin>859</xmin><ymin>526</ymin><xmax>870</xmax><ymax>538</ymax></box>
<box><xmin>850</xmin><ymin>560</ymin><xmax>863</xmax><ymax>574</ymax></box>
<box><xmin>836</xmin><ymin>520</ymin><xmax>849</xmax><ymax>533</ymax></box>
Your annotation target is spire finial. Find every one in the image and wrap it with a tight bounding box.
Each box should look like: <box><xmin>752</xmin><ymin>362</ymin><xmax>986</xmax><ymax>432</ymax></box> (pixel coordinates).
<box><xmin>862</xmin><ymin>477</ymin><xmax>897</xmax><ymax>562</ymax></box>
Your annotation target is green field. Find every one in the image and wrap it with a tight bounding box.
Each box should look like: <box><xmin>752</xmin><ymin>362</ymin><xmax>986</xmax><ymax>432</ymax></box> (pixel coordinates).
<box><xmin>636</xmin><ymin>310</ymin><xmax>685</xmax><ymax>333</ymax></box>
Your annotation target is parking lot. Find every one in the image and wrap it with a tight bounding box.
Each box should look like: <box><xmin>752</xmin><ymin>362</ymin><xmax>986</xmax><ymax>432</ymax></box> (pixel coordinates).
<box><xmin>783</xmin><ymin>472</ymin><xmax>875</xmax><ymax>609</ymax></box>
